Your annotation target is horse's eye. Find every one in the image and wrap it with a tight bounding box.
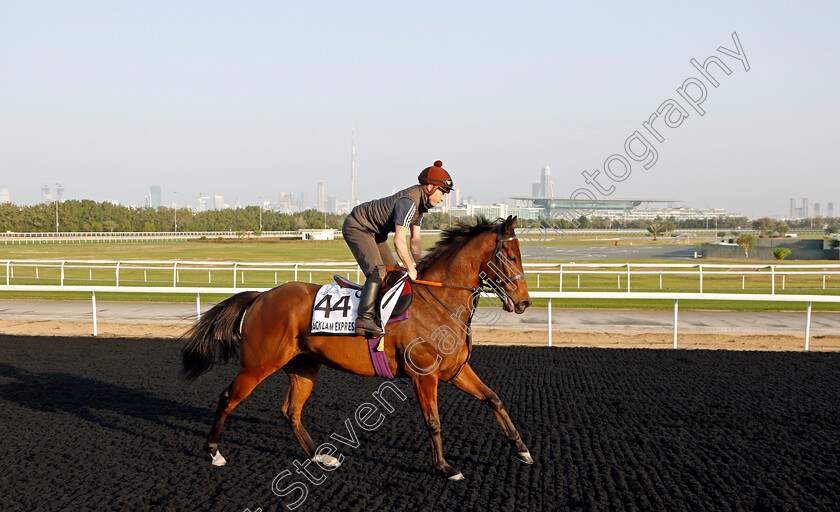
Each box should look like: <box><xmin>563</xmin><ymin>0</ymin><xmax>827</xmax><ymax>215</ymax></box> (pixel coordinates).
<box><xmin>508</xmin><ymin>256</ymin><xmax>517</xmax><ymax>263</ymax></box>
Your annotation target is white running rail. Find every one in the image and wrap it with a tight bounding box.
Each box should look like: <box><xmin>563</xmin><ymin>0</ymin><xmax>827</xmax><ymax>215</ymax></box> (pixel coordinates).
<box><xmin>1</xmin><ymin>284</ymin><xmax>837</xmax><ymax>351</ymax></box>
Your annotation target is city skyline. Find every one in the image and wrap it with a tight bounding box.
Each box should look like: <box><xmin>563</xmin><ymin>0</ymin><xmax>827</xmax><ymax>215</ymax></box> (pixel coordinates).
<box><xmin>7</xmin><ymin>172</ymin><xmax>836</xmax><ymax>222</ymax></box>
<box><xmin>2</xmin><ymin>3</ymin><xmax>838</xmax><ymax>218</ymax></box>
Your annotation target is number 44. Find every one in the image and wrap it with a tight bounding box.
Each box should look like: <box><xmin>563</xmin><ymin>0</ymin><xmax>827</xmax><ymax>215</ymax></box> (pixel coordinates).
<box><xmin>314</xmin><ymin>295</ymin><xmax>353</xmax><ymax>318</ymax></box>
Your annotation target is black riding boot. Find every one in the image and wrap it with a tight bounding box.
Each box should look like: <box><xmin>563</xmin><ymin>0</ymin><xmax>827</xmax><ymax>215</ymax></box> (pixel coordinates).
<box><xmin>355</xmin><ymin>275</ymin><xmax>382</xmax><ymax>337</ymax></box>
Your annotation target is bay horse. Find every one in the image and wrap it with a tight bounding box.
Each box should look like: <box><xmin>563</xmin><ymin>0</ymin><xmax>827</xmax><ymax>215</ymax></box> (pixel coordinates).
<box><xmin>181</xmin><ymin>215</ymin><xmax>533</xmax><ymax>480</ymax></box>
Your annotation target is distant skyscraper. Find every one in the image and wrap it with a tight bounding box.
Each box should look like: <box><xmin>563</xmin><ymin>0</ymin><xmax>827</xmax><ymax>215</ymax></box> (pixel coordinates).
<box><xmin>829</xmin><ymin>203</ymin><xmax>835</xmax><ymax>218</ymax></box>
<box><xmin>299</xmin><ymin>191</ymin><xmax>308</xmax><ymax>211</ymax></box>
<box><xmin>532</xmin><ymin>181</ymin><xmax>541</xmax><ymax>197</ymax></box>
<box><xmin>197</xmin><ymin>195</ymin><xmax>208</xmax><ymax>212</ymax></box>
<box><xmin>150</xmin><ymin>186</ymin><xmax>162</xmax><ymax>208</ymax></box>
<box><xmin>41</xmin><ymin>184</ymin><xmax>52</xmax><ymax>203</ymax></box>
<box><xmin>802</xmin><ymin>198</ymin><xmax>808</xmax><ymax>218</ymax></box>
<box><xmin>540</xmin><ymin>166</ymin><xmax>554</xmax><ymax>198</ymax></box>
<box><xmin>214</xmin><ymin>195</ymin><xmax>225</xmax><ymax>210</ymax></box>
<box><xmin>55</xmin><ymin>184</ymin><xmax>64</xmax><ymax>202</ymax></box>
<box><xmin>317</xmin><ymin>181</ymin><xmax>325</xmax><ymax>211</ymax></box>
<box><xmin>350</xmin><ymin>125</ymin><xmax>359</xmax><ymax>207</ymax></box>
<box><xmin>455</xmin><ymin>188</ymin><xmax>461</xmax><ymax>206</ymax></box>
<box><xmin>814</xmin><ymin>203</ymin><xmax>821</xmax><ymax>217</ymax></box>
<box><xmin>326</xmin><ymin>195</ymin><xmax>337</xmax><ymax>213</ymax></box>
<box><xmin>0</xmin><ymin>187</ymin><xmax>9</xmax><ymax>204</ymax></box>
<box><xmin>790</xmin><ymin>198</ymin><xmax>796</xmax><ymax>218</ymax></box>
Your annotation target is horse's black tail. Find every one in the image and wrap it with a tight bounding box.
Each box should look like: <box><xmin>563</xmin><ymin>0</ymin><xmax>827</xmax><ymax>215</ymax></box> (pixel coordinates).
<box><xmin>180</xmin><ymin>291</ymin><xmax>261</xmax><ymax>381</ymax></box>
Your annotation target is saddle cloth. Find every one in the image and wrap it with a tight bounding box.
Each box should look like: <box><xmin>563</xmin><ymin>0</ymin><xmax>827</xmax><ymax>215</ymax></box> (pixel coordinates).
<box><xmin>310</xmin><ymin>273</ymin><xmax>412</xmax><ymax>335</ymax></box>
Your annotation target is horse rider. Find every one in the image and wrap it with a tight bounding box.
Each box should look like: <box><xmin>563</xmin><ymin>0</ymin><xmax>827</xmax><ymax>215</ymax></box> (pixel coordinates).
<box><xmin>342</xmin><ymin>160</ymin><xmax>453</xmax><ymax>337</ymax></box>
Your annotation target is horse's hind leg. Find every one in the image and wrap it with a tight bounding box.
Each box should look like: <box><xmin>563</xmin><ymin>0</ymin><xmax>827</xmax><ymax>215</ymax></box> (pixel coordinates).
<box><xmin>412</xmin><ymin>374</ymin><xmax>464</xmax><ymax>480</ymax></box>
<box><xmin>280</xmin><ymin>357</ymin><xmax>340</xmax><ymax>467</ymax></box>
<box><xmin>450</xmin><ymin>363</ymin><xmax>533</xmax><ymax>464</ymax></box>
<box><xmin>206</xmin><ymin>366</ymin><xmax>273</xmax><ymax>466</ymax></box>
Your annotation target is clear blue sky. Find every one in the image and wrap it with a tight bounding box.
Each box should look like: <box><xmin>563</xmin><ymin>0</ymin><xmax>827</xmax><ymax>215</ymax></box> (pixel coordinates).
<box><xmin>1</xmin><ymin>1</ymin><xmax>838</xmax><ymax>218</ymax></box>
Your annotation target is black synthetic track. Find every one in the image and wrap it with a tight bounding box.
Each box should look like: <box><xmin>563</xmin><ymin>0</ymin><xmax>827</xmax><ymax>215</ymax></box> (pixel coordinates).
<box><xmin>1</xmin><ymin>335</ymin><xmax>839</xmax><ymax>512</ymax></box>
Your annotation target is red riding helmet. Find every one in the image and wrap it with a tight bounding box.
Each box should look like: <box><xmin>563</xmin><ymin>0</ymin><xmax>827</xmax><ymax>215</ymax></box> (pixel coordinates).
<box><xmin>418</xmin><ymin>160</ymin><xmax>453</xmax><ymax>194</ymax></box>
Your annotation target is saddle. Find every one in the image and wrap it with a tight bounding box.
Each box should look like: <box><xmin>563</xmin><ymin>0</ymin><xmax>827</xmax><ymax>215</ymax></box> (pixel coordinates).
<box><xmin>333</xmin><ymin>269</ymin><xmax>412</xmax><ymax>308</ymax></box>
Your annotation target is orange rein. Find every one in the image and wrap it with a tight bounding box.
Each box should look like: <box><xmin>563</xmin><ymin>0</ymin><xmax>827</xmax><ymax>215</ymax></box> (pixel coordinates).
<box><xmin>410</xmin><ymin>279</ymin><xmax>444</xmax><ymax>287</ymax></box>
<box><xmin>385</xmin><ymin>265</ymin><xmax>475</xmax><ymax>291</ymax></box>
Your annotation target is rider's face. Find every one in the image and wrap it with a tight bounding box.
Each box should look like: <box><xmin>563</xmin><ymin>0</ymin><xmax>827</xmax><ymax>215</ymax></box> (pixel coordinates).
<box><xmin>429</xmin><ymin>187</ymin><xmax>446</xmax><ymax>206</ymax></box>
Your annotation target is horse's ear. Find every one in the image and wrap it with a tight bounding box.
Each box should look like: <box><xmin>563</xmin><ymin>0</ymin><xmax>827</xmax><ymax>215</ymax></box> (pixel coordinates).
<box><xmin>503</xmin><ymin>215</ymin><xmax>517</xmax><ymax>234</ymax></box>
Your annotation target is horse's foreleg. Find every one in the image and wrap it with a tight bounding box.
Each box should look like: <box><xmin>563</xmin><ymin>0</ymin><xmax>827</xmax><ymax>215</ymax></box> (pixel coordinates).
<box><xmin>281</xmin><ymin>359</ymin><xmax>338</xmax><ymax>467</ymax></box>
<box><xmin>412</xmin><ymin>375</ymin><xmax>463</xmax><ymax>480</ymax></box>
<box><xmin>450</xmin><ymin>363</ymin><xmax>533</xmax><ymax>464</ymax></box>
<box><xmin>206</xmin><ymin>367</ymin><xmax>270</xmax><ymax>466</ymax></box>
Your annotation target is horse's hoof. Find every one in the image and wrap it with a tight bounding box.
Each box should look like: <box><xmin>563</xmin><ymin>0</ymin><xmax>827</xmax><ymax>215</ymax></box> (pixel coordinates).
<box><xmin>441</xmin><ymin>464</ymin><xmax>464</xmax><ymax>481</ymax></box>
<box><xmin>210</xmin><ymin>449</ymin><xmax>227</xmax><ymax>466</ymax></box>
<box><xmin>311</xmin><ymin>453</ymin><xmax>342</xmax><ymax>468</ymax></box>
<box><xmin>517</xmin><ymin>450</ymin><xmax>534</xmax><ymax>464</ymax></box>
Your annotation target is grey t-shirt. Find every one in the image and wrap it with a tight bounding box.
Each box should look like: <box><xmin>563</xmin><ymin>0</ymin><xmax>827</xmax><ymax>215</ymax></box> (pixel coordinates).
<box><xmin>350</xmin><ymin>184</ymin><xmax>431</xmax><ymax>240</ymax></box>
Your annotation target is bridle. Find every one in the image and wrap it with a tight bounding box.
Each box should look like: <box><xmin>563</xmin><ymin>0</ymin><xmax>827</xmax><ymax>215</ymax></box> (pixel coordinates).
<box><xmin>480</xmin><ymin>229</ymin><xmax>521</xmax><ymax>307</ymax></box>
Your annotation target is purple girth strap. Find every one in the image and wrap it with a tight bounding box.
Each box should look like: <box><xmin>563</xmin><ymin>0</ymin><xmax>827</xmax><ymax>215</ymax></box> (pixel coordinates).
<box><xmin>367</xmin><ymin>338</ymin><xmax>394</xmax><ymax>379</ymax></box>
<box><xmin>365</xmin><ymin>311</ymin><xmax>407</xmax><ymax>379</ymax></box>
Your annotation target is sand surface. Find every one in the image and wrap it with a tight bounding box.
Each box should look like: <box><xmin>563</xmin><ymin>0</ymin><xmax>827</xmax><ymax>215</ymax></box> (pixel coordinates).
<box><xmin>1</xmin><ymin>318</ymin><xmax>836</xmax><ymax>351</ymax></box>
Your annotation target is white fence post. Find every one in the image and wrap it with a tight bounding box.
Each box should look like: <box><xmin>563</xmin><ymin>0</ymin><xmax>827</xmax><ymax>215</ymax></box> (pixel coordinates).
<box><xmin>233</xmin><ymin>263</ymin><xmax>238</xmax><ymax>288</ymax></box>
<box><xmin>699</xmin><ymin>265</ymin><xmax>703</xmax><ymax>293</ymax></box>
<box><xmin>673</xmin><ymin>299</ymin><xmax>679</xmax><ymax>349</ymax></box>
<box><xmin>173</xmin><ymin>262</ymin><xmax>178</xmax><ymax>287</ymax></box>
<box><xmin>61</xmin><ymin>261</ymin><xmax>65</xmax><ymax>286</ymax></box>
<box><xmin>92</xmin><ymin>291</ymin><xmax>97</xmax><ymax>337</ymax></box>
<box><xmin>559</xmin><ymin>264</ymin><xmax>563</xmax><ymax>291</ymax></box>
<box><xmin>805</xmin><ymin>301</ymin><xmax>812</xmax><ymax>351</ymax></box>
<box><xmin>116</xmin><ymin>262</ymin><xmax>121</xmax><ymax>287</ymax></box>
<box><xmin>626</xmin><ymin>263</ymin><xmax>631</xmax><ymax>292</ymax></box>
<box><xmin>547</xmin><ymin>297</ymin><xmax>552</xmax><ymax>347</ymax></box>
<box><xmin>771</xmin><ymin>265</ymin><xmax>775</xmax><ymax>295</ymax></box>
<box><xmin>196</xmin><ymin>293</ymin><xmax>201</xmax><ymax>319</ymax></box>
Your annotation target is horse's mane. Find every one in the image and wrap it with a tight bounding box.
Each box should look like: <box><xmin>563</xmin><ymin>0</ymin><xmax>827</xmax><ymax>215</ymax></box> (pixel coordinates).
<box><xmin>417</xmin><ymin>216</ymin><xmax>501</xmax><ymax>273</ymax></box>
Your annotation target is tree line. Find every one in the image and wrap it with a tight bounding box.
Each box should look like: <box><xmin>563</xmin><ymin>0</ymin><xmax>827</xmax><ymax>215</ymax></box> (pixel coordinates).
<box><xmin>0</xmin><ymin>201</ymin><xmax>346</xmax><ymax>233</ymax></box>
<box><xmin>1</xmin><ymin>200</ymin><xmax>837</xmax><ymax>234</ymax></box>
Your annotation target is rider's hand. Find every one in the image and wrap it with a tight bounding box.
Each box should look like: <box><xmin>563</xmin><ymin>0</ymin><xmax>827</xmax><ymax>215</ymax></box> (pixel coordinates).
<box><xmin>408</xmin><ymin>268</ymin><xmax>418</xmax><ymax>281</ymax></box>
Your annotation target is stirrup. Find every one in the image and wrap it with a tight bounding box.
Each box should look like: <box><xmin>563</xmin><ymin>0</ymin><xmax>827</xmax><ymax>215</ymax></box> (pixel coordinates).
<box><xmin>355</xmin><ymin>319</ymin><xmax>389</xmax><ymax>338</ymax></box>
<box><xmin>355</xmin><ymin>327</ymin><xmax>390</xmax><ymax>338</ymax></box>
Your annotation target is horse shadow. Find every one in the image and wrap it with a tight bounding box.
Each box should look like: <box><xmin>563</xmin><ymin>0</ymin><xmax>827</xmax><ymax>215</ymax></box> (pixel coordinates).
<box><xmin>0</xmin><ymin>361</ymin><xmax>293</xmax><ymax>454</ymax></box>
